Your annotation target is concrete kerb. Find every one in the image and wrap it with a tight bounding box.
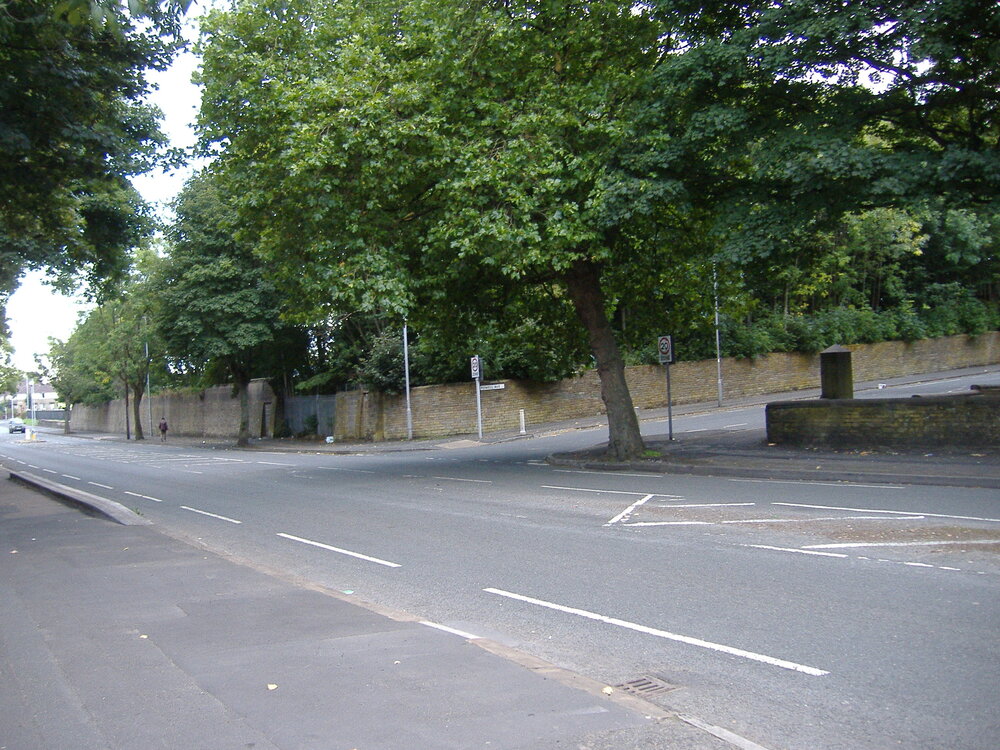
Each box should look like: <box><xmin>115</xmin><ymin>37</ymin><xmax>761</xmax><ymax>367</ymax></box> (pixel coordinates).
<box><xmin>6</xmin><ymin>469</ymin><xmax>151</xmax><ymax>525</ymax></box>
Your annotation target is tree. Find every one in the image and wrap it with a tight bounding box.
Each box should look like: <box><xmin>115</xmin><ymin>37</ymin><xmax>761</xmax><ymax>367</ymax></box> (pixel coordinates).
<box><xmin>0</xmin><ymin>0</ymin><xmax>185</xmax><ymax>297</ymax></box>
<box><xmin>47</xmin><ymin>313</ymin><xmax>120</xmax><ymax>419</ymax></box>
<box><xmin>198</xmin><ymin>0</ymin><xmax>670</xmax><ymax>458</ymax></box>
<box><xmin>197</xmin><ymin>0</ymin><xmax>998</xmax><ymax>458</ymax></box>
<box><xmin>160</xmin><ymin>170</ymin><xmax>284</xmax><ymax>446</ymax></box>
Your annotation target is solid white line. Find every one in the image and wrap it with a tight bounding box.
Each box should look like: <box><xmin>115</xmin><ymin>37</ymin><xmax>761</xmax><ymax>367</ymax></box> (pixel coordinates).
<box><xmin>277</xmin><ymin>532</ymin><xmax>401</xmax><ymax>568</ymax></box>
<box><xmin>255</xmin><ymin>461</ymin><xmax>295</xmax><ymax>466</ymax></box>
<box><xmin>774</xmin><ymin>502</ymin><xmax>1000</xmax><ymax>524</ymax></box>
<box><xmin>606</xmin><ymin>494</ymin><xmax>654</xmax><ymax>526</ymax></box>
<box><xmin>88</xmin><ymin>481</ymin><xmax>113</xmax><ymax>489</ymax></box>
<box><xmin>419</xmin><ymin>621</ymin><xmax>481</xmax><ymax>639</ymax></box>
<box><xmin>678</xmin><ymin>714</ymin><xmax>776</xmax><ymax>750</ymax></box>
<box><xmin>804</xmin><ymin>539</ymin><xmax>1000</xmax><ymax>550</ymax></box>
<box><xmin>429</xmin><ymin>476</ymin><xmax>493</xmax><ymax>484</ymax></box>
<box><xmin>483</xmin><ymin>588</ymin><xmax>828</xmax><ymax>676</ymax></box>
<box><xmin>745</xmin><ymin>544</ymin><xmax>849</xmax><ymax>559</ymax></box>
<box><xmin>669</xmin><ymin>503</ymin><xmax>756</xmax><ymax>509</ymax></box>
<box><xmin>725</xmin><ymin>515</ymin><xmax>925</xmax><ymax>525</ymax></box>
<box><xmin>180</xmin><ymin>505</ymin><xmax>241</xmax><ymax>524</ymax></box>
<box><xmin>124</xmin><ymin>491</ymin><xmax>162</xmax><ymax>503</ymax></box>
<box><xmin>626</xmin><ymin>521</ymin><xmax>714</xmax><ymax>527</ymax></box>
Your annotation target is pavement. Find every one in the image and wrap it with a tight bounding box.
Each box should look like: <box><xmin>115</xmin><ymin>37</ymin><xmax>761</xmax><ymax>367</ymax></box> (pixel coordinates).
<box><xmin>2</xmin><ymin>366</ymin><xmax>997</xmax><ymax>750</ymax></box>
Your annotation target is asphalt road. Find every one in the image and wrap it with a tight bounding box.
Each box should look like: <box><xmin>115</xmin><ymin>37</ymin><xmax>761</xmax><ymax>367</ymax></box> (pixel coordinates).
<box><xmin>2</xmin><ymin>373</ymin><xmax>997</xmax><ymax>750</ymax></box>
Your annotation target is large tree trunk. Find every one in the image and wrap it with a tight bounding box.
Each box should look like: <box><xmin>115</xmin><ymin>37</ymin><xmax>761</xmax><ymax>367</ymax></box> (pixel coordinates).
<box><xmin>132</xmin><ymin>384</ymin><xmax>145</xmax><ymax>440</ymax></box>
<box><xmin>564</xmin><ymin>259</ymin><xmax>645</xmax><ymax>461</ymax></box>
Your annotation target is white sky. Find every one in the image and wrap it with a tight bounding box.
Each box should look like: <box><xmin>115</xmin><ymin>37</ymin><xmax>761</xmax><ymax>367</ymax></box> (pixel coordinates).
<box><xmin>7</xmin><ymin>14</ymin><xmax>203</xmax><ymax>373</ymax></box>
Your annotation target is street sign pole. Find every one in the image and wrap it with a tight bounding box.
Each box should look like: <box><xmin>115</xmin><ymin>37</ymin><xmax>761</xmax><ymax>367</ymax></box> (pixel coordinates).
<box><xmin>657</xmin><ymin>335</ymin><xmax>675</xmax><ymax>441</ymax></box>
<box><xmin>665</xmin><ymin>362</ymin><xmax>674</xmax><ymax>441</ymax></box>
<box><xmin>471</xmin><ymin>355</ymin><xmax>483</xmax><ymax>439</ymax></box>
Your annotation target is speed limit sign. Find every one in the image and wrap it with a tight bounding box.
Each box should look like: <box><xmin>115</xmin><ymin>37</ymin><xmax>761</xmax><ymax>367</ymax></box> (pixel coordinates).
<box><xmin>657</xmin><ymin>335</ymin><xmax>674</xmax><ymax>365</ymax></box>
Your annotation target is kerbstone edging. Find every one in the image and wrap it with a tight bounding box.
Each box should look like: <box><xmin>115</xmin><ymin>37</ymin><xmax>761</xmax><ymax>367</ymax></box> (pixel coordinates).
<box><xmin>7</xmin><ymin>470</ymin><xmax>152</xmax><ymax>526</ymax></box>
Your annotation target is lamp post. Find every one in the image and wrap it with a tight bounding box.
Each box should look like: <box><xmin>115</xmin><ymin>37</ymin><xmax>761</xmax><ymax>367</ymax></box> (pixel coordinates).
<box><xmin>403</xmin><ymin>322</ymin><xmax>413</xmax><ymax>440</ymax></box>
<box><xmin>145</xmin><ymin>319</ymin><xmax>152</xmax><ymax>439</ymax></box>
<box><xmin>713</xmin><ymin>265</ymin><xmax>723</xmax><ymax>407</ymax></box>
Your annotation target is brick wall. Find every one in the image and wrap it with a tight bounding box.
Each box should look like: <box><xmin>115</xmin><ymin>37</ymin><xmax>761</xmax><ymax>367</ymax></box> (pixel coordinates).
<box><xmin>334</xmin><ymin>332</ymin><xmax>999</xmax><ymax>441</ymax></box>
<box><xmin>765</xmin><ymin>392</ymin><xmax>1000</xmax><ymax>448</ymax></box>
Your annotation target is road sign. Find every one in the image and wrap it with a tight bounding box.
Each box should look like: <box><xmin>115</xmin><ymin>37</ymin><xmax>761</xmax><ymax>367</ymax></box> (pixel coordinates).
<box><xmin>470</xmin><ymin>355</ymin><xmax>482</xmax><ymax>380</ymax></box>
<box><xmin>479</xmin><ymin>383</ymin><xmax>505</xmax><ymax>391</ymax></box>
<box><xmin>657</xmin><ymin>335</ymin><xmax>674</xmax><ymax>365</ymax></box>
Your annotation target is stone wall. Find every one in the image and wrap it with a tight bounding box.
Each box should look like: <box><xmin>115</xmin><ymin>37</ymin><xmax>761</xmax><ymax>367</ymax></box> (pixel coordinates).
<box><xmin>67</xmin><ymin>333</ymin><xmax>998</xmax><ymax>442</ymax></box>
<box><xmin>333</xmin><ymin>332</ymin><xmax>999</xmax><ymax>441</ymax></box>
<box><xmin>69</xmin><ymin>379</ymin><xmax>276</xmax><ymax>439</ymax></box>
<box><xmin>765</xmin><ymin>390</ymin><xmax>1000</xmax><ymax>448</ymax></box>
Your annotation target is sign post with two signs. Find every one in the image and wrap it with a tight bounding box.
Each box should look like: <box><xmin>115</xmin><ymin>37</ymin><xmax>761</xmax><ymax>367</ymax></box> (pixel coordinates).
<box><xmin>658</xmin><ymin>336</ymin><xmax>675</xmax><ymax>441</ymax></box>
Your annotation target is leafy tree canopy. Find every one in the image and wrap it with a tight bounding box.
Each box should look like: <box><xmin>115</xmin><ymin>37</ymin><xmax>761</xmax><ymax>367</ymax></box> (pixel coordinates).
<box><xmin>0</xmin><ymin>0</ymin><xmax>188</xmax><ymax>298</ymax></box>
<box><xmin>194</xmin><ymin>0</ymin><xmax>997</xmax><ymax>457</ymax></box>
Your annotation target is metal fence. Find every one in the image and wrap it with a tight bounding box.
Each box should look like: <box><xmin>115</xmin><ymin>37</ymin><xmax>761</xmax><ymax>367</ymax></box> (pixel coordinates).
<box><xmin>284</xmin><ymin>395</ymin><xmax>337</xmax><ymax>437</ymax></box>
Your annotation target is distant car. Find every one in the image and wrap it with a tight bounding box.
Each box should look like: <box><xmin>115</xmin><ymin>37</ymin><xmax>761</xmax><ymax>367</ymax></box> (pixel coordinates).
<box><xmin>9</xmin><ymin>418</ymin><xmax>25</xmax><ymax>433</ymax></box>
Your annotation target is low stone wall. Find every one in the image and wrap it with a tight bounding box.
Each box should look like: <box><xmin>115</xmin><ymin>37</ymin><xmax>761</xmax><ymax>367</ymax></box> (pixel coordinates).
<box><xmin>765</xmin><ymin>390</ymin><xmax>1000</xmax><ymax>448</ymax></box>
<box><xmin>70</xmin><ymin>379</ymin><xmax>277</xmax><ymax>439</ymax></box>
<box><xmin>334</xmin><ymin>332</ymin><xmax>1000</xmax><ymax>441</ymax></box>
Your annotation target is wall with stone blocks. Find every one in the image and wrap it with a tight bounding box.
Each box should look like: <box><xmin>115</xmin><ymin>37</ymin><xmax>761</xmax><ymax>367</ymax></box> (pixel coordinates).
<box><xmin>67</xmin><ymin>333</ymin><xmax>998</xmax><ymax>442</ymax></box>
<box><xmin>765</xmin><ymin>391</ymin><xmax>1000</xmax><ymax>448</ymax></box>
<box><xmin>334</xmin><ymin>332</ymin><xmax>999</xmax><ymax>441</ymax></box>
<box><xmin>69</xmin><ymin>379</ymin><xmax>276</xmax><ymax>439</ymax></box>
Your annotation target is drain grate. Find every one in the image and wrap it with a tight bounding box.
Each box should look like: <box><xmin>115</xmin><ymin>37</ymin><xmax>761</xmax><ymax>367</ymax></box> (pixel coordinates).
<box><xmin>614</xmin><ymin>676</ymin><xmax>677</xmax><ymax>697</ymax></box>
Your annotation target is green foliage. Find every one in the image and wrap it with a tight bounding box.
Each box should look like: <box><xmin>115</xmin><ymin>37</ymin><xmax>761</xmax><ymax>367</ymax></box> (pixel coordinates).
<box><xmin>0</xmin><ymin>0</ymin><xmax>182</xmax><ymax>295</ymax></box>
<box><xmin>301</xmin><ymin>413</ymin><xmax>318</xmax><ymax>436</ymax></box>
<box><xmin>0</xmin><ymin>342</ymin><xmax>25</xmax><ymax>395</ymax></box>
<box><xmin>160</xmin><ymin>171</ymin><xmax>282</xmax><ymax>378</ymax></box>
<box><xmin>358</xmin><ymin>331</ymin><xmax>406</xmax><ymax>395</ymax></box>
<box><xmin>179</xmin><ymin>0</ymin><xmax>997</xmax><ymax>410</ymax></box>
<box><xmin>716</xmin><ymin>297</ymin><xmax>997</xmax><ymax>361</ymax></box>
<box><xmin>47</xmin><ymin>312</ymin><xmax>122</xmax><ymax>407</ymax></box>
<box><xmin>920</xmin><ymin>283</ymin><xmax>999</xmax><ymax>338</ymax></box>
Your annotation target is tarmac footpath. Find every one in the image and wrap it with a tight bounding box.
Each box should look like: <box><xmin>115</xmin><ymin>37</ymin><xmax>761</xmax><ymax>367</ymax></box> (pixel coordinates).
<box><xmin>0</xmin><ymin>476</ymin><xmax>732</xmax><ymax>750</ymax></box>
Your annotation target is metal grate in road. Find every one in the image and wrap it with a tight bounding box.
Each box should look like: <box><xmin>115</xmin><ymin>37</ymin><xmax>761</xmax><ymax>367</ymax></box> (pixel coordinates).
<box><xmin>614</xmin><ymin>675</ymin><xmax>678</xmax><ymax>697</ymax></box>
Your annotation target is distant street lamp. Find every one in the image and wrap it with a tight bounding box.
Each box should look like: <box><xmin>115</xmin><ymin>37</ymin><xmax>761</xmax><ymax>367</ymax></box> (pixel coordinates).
<box><xmin>713</xmin><ymin>265</ymin><xmax>724</xmax><ymax>408</ymax></box>
<box><xmin>403</xmin><ymin>322</ymin><xmax>413</xmax><ymax>440</ymax></box>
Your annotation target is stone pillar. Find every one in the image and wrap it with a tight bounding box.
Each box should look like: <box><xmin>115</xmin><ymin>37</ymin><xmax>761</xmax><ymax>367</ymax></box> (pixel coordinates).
<box><xmin>820</xmin><ymin>345</ymin><xmax>853</xmax><ymax>399</ymax></box>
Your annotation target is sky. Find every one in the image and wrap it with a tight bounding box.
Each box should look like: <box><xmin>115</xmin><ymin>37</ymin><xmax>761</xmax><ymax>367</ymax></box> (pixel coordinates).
<box><xmin>7</xmin><ymin>16</ymin><xmax>203</xmax><ymax>373</ymax></box>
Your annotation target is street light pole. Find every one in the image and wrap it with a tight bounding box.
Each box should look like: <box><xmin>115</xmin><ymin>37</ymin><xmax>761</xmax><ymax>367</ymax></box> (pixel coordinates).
<box><xmin>713</xmin><ymin>264</ymin><xmax>724</xmax><ymax>407</ymax></box>
<box><xmin>403</xmin><ymin>322</ymin><xmax>413</xmax><ymax>440</ymax></box>
<box><xmin>145</xmin><ymin>337</ymin><xmax>152</xmax><ymax>438</ymax></box>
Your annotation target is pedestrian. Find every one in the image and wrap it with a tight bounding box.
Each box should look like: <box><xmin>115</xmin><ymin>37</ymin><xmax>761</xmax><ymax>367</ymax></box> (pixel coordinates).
<box><xmin>158</xmin><ymin>417</ymin><xmax>168</xmax><ymax>442</ymax></box>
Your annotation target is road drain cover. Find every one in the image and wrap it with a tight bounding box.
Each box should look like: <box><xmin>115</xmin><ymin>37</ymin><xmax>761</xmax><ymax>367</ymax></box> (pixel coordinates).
<box><xmin>614</xmin><ymin>676</ymin><xmax>677</xmax><ymax>697</ymax></box>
